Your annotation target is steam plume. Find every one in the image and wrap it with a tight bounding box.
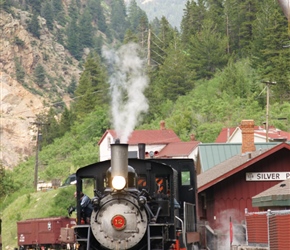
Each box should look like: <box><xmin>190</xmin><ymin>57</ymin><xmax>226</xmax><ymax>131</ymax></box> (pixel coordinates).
<box><xmin>102</xmin><ymin>43</ymin><xmax>149</xmax><ymax>143</ymax></box>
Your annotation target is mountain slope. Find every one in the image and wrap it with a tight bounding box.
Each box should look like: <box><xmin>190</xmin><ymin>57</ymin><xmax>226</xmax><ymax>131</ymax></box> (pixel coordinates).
<box><xmin>0</xmin><ymin>8</ymin><xmax>81</xmax><ymax>169</ymax></box>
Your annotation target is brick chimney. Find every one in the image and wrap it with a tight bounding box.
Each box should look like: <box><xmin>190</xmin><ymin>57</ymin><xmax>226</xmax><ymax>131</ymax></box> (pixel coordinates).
<box><xmin>160</xmin><ymin>120</ymin><xmax>166</xmax><ymax>130</ymax></box>
<box><xmin>190</xmin><ymin>134</ymin><xmax>195</xmax><ymax>141</ymax></box>
<box><xmin>240</xmin><ymin>120</ymin><xmax>256</xmax><ymax>154</ymax></box>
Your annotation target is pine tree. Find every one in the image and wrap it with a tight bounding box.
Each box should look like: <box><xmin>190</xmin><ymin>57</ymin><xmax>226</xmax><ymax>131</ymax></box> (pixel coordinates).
<box><xmin>34</xmin><ymin>64</ymin><xmax>46</xmax><ymax>86</ymax></box>
<box><xmin>27</xmin><ymin>12</ymin><xmax>40</xmax><ymax>38</ymax></box>
<box><xmin>238</xmin><ymin>0</ymin><xmax>259</xmax><ymax>56</ymax></box>
<box><xmin>27</xmin><ymin>0</ymin><xmax>42</xmax><ymax>14</ymax></box>
<box><xmin>205</xmin><ymin>0</ymin><xmax>224</xmax><ymax>34</ymax></box>
<box><xmin>66</xmin><ymin>19</ymin><xmax>81</xmax><ymax>60</ymax></box>
<box><xmin>110</xmin><ymin>0</ymin><xmax>129</xmax><ymax>41</ymax></box>
<box><xmin>0</xmin><ymin>0</ymin><xmax>10</xmax><ymax>11</ymax></box>
<box><xmin>128</xmin><ymin>0</ymin><xmax>148</xmax><ymax>33</ymax></box>
<box><xmin>40</xmin><ymin>108</ymin><xmax>61</xmax><ymax>146</ymax></box>
<box><xmin>79</xmin><ymin>9</ymin><xmax>94</xmax><ymax>48</ymax></box>
<box><xmin>123</xmin><ymin>29</ymin><xmax>139</xmax><ymax>44</ymax></box>
<box><xmin>41</xmin><ymin>0</ymin><xmax>54</xmax><ymax>30</ymax></box>
<box><xmin>181</xmin><ymin>0</ymin><xmax>206</xmax><ymax>45</ymax></box>
<box><xmin>52</xmin><ymin>0</ymin><xmax>66</xmax><ymax>26</ymax></box>
<box><xmin>73</xmin><ymin>52</ymin><xmax>109</xmax><ymax>118</ymax></box>
<box><xmin>88</xmin><ymin>0</ymin><xmax>107</xmax><ymax>33</ymax></box>
<box><xmin>59</xmin><ymin>107</ymin><xmax>75</xmax><ymax>136</ymax></box>
<box><xmin>187</xmin><ymin>19</ymin><xmax>229</xmax><ymax>79</ymax></box>
<box><xmin>158</xmin><ymin>33</ymin><xmax>195</xmax><ymax>101</ymax></box>
<box><xmin>251</xmin><ymin>0</ymin><xmax>289</xmax><ymax>101</ymax></box>
<box><xmin>150</xmin><ymin>16</ymin><xmax>175</xmax><ymax>67</ymax></box>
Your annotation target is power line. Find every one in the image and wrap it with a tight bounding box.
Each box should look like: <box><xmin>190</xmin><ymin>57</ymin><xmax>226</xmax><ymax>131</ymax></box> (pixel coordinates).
<box><xmin>5</xmin><ymin>88</ymin><xmax>111</xmax><ymax>117</ymax></box>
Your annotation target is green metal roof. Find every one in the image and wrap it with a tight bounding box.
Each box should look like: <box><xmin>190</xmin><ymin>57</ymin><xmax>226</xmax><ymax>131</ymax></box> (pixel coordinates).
<box><xmin>252</xmin><ymin>178</ymin><xmax>290</xmax><ymax>207</ymax></box>
<box><xmin>198</xmin><ymin>142</ymin><xmax>282</xmax><ymax>172</ymax></box>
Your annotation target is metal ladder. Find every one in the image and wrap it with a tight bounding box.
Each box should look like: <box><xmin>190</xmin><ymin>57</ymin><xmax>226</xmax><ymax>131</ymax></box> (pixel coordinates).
<box><xmin>147</xmin><ymin>223</ymin><xmax>166</xmax><ymax>250</ymax></box>
<box><xmin>74</xmin><ymin>224</ymin><xmax>91</xmax><ymax>250</ymax></box>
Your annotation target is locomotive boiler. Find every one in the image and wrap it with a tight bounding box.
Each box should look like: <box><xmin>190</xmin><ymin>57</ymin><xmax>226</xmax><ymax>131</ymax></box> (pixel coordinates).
<box><xmin>74</xmin><ymin>143</ymin><xmax>200</xmax><ymax>250</ymax></box>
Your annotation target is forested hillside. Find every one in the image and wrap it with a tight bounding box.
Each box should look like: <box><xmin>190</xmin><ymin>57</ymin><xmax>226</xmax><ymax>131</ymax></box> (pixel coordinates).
<box><xmin>0</xmin><ymin>1</ymin><xmax>290</xmax><ymax>241</ymax></box>
<box><xmin>135</xmin><ymin>0</ymin><xmax>188</xmax><ymax>29</ymax></box>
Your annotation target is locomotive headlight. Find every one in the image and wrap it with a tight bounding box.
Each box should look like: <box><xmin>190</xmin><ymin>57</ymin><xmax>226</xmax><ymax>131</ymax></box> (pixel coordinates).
<box><xmin>112</xmin><ymin>176</ymin><xmax>126</xmax><ymax>190</ymax></box>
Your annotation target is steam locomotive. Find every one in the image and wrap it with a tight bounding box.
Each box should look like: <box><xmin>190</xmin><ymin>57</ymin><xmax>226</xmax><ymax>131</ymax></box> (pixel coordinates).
<box><xmin>74</xmin><ymin>143</ymin><xmax>200</xmax><ymax>250</ymax></box>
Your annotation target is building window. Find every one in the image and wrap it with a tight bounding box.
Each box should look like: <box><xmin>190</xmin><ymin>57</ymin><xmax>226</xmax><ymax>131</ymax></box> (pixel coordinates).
<box><xmin>181</xmin><ymin>171</ymin><xmax>190</xmax><ymax>185</ymax></box>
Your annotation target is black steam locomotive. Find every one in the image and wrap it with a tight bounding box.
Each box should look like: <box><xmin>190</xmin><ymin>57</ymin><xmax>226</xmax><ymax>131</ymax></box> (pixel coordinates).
<box><xmin>74</xmin><ymin>143</ymin><xmax>200</xmax><ymax>250</ymax></box>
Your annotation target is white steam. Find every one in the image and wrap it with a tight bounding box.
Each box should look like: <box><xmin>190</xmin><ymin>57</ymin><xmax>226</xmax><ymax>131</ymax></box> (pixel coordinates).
<box><xmin>102</xmin><ymin>43</ymin><xmax>149</xmax><ymax>143</ymax></box>
<box><xmin>213</xmin><ymin>209</ymin><xmax>246</xmax><ymax>249</ymax></box>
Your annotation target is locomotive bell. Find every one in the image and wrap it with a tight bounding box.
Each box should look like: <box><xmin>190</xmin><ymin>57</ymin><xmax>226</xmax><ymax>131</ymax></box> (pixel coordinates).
<box><xmin>110</xmin><ymin>143</ymin><xmax>128</xmax><ymax>190</ymax></box>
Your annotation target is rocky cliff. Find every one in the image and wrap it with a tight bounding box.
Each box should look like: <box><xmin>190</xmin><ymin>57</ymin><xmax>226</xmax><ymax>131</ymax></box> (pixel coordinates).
<box><xmin>0</xmin><ymin>8</ymin><xmax>81</xmax><ymax>169</ymax></box>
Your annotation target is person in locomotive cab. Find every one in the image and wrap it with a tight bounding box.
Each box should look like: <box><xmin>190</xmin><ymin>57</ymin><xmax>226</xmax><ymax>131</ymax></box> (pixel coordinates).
<box><xmin>167</xmin><ymin>190</ymin><xmax>180</xmax><ymax>209</ymax></box>
<box><xmin>70</xmin><ymin>192</ymin><xmax>93</xmax><ymax>224</ymax></box>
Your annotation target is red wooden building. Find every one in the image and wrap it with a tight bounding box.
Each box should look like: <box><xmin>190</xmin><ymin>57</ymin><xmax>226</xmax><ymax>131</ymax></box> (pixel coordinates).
<box><xmin>196</xmin><ymin>120</ymin><xmax>290</xmax><ymax>247</ymax></box>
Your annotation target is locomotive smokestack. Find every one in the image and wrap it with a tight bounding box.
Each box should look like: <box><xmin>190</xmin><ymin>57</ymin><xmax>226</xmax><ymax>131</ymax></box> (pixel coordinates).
<box><xmin>111</xmin><ymin>143</ymin><xmax>128</xmax><ymax>179</ymax></box>
<box><xmin>138</xmin><ymin>143</ymin><xmax>146</xmax><ymax>159</ymax></box>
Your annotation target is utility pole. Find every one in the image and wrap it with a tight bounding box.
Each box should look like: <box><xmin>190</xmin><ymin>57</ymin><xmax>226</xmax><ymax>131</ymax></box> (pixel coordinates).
<box><xmin>262</xmin><ymin>81</ymin><xmax>276</xmax><ymax>142</ymax></box>
<box><xmin>147</xmin><ymin>28</ymin><xmax>151</xmax><ymax>66</ymax></box>
<box><xmin>32</xmin><ymin>121</ymin><xmax>49</xmax><ymax>191</ymax></box>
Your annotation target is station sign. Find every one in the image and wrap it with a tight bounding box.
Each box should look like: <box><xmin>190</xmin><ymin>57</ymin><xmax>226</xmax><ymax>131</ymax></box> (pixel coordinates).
<box><xmin>246</xmin><ymin>172</ymin><xmax>290</xmax><ymax>181</ymax></box>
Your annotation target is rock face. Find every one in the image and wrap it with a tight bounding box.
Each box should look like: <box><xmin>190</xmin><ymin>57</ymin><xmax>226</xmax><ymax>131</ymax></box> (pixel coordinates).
<box><xmin>0</xmin><ymin>8</ymin><xmax>81</xmax><ymax>169</ymax></box>
<box><xmin>0</xmin><ymin>72</ymin><xmax>44</xmax><ymax>168</ymax></box>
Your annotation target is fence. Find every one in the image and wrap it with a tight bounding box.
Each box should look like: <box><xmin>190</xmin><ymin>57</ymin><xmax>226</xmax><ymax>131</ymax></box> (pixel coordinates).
<box><xmin>245</xmin><ymin>209</ymin><xmax>290</xmax><ymax>250</ymax></box>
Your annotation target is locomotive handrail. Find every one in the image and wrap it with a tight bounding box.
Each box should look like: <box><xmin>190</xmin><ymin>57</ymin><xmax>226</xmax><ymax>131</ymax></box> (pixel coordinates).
<box><xmin>175</xmin><ymin>216</ymin><xmax>187</xmax><ymax>250</ymax></box>
<box><xmin>151</xmin><ymin>206</ymin><xmax>162</xmax><ymax>222</ymax></box>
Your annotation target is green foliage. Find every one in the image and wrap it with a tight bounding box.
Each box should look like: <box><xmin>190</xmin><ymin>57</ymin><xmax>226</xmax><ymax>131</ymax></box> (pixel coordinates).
<box><xmin>181</xmin><ymin>0</ymin><xmax>206</xmax><ymax>43</ymax></box>
<box><xmin>0</xmin><ymin>163</ymin><xmax>16</xmax><ymax>198</ymax></box>
<box><xmin>46</xmin><ymin>185</ymin><xmax>76</xmax><ymax>216</ymax></box>
<box><xmin>27</xmin><ymin>12</ymin><xmax>40</xmax><ymax>38</ymax></box>
<box><xmin>14</xmin><ymin>57</ymin><xmax>25</xmax><ymax>83</ymax></box>
<box><xmin>251</xmin><ymin>0</ymin><xmax>290</xmax><ymax>101</ymax></box>
<box><xmin>219</xmin><ymin>58</ymin><xmax>259</xmax><ymax>98</ymax></box>
<box><xmin>88</xmin><ymin>0</ymin><xmax>107</xmax><ymax>33</ymax></box>
<box><xmin>128</xmin><ymin>0</ymin><xmax>148</xmax><ymax>33</ymax></box>
<box><xmin>110</xmin><ymin>0</ymin><xmax>129</xmax><ymax>41</ymax></box>
<box><xmin>14</xmin><ymin>36</ymin><xmax>24</xmax><ymax>46</ymax></box>
<box><xmin>72</xmin><ymin>52</ymin><xmax>109</xmax><ymax>118</ymax></box>
<box><xmin>34</xmin><ymin>64</ymin><xmax>46</xmax><ymax>86</ymax></box>
<box><xmin>35</xmin><ymin>109</ymin><xmax>61</xmax><ymax>147</ymax></box>
<box><xmin>1</xmin><ymin>188</ymin><xmax>75</xmax><ymax>247</ymax></box>
<box><xmin>79</xmin><ymin>9</ymin><xmax>94</xmax><ymax>48</ymax></box>
<box><xmin>186</xmin><ymin>20</ymin><xmax>229</xmax><ymax>79</ymax></box>
<box><xmin>52</xmin><ymin>0</ymin><xmax>66</xmax><ymax>26</ymax></box>
<box><xmin>41</xmin><ymin>1</ymin><xmax>54</xmax><ymax>30</ymax></box>
<box><xmin>27</xmin><ymin>0</ymin><xmax>42</xmax><ymax>14</ymax></box>
<box><xmin>155</xmin><ymin>34</ymin><xmax>195</xmax><ymax>101</ymax></box>
<box><xmin>66</xmin><ymin>19</ymin><xmax>81</xmax><ymax>60</ymax></box>
<box><xmin>59</xmin><ymin>107</ymin><xmax>75</xmax><ymax>136</ymax></box>
<box><xmin>0</xmin><ymin>0</ymin><xmax>10</xmax><ymax>11</ymax></box>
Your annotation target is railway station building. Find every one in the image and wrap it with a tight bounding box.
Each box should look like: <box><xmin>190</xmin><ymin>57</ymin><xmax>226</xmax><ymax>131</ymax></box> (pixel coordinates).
<box><xmin>196</xmin><ymin>120</ymin><xmax>290</xmax><ymax>249</ymax></box>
